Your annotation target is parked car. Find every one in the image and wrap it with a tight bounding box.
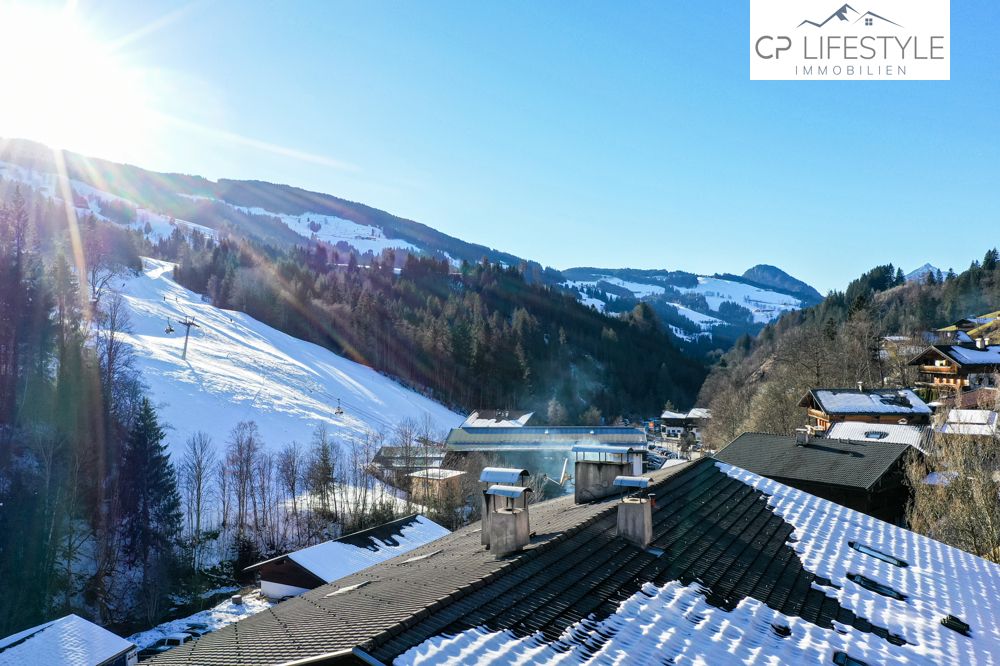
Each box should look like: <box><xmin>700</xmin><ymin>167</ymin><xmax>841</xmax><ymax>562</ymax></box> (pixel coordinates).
<box><xmin>184</xmin><ymin>623</ymin><xmax>212</xmax><ymax>638</ymax></box>
<box><xmin>137</xmin><ymin>632</ymin><xmax>192</xmax><ymax>658</ymax></box>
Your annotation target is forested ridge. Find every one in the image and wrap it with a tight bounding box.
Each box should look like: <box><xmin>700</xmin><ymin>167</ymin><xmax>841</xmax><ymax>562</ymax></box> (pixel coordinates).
<box><xmin>167</xmin><ymin>234</ymin><xmax>707</xmax><ymax>421</ymax></box>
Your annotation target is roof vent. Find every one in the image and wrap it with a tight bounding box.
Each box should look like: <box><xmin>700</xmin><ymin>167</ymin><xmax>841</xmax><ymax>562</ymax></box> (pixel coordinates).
<box><xmin>833</xmin><ymin>652</ymin><xmax>868</xmax><ymax>666</ymax></box>
<box><xmin>941</xmin><ymin>614</ymin><xmax>972</xmax><ymax>636</ymax></box>
<box><xmin>613</xmin><ymin>476</ymin><xmax>653</xmax><ymax>548</ymax></box>
<box><xmin>771</xmin><ymin>623</ymin><xmax>791</xmax><ymax>638</ymax></box>
<box><xmin>485</xmin><ymin>485</ymin><xmax>532</xmax><ymax>557</ymax></box>
<box><xmin>795</xmin><ymin>429</ymin><xmax>810</xmax><ymax>446</ymax></box>
<box><xmin>847</xmin><ymin>573</ymin><xmax>907</xmax><ymax>601</ymax></box>
<box><xmin>849</xmin><ymin>541</ymin><xmax>909</xmax><ymax>567</ymax></box>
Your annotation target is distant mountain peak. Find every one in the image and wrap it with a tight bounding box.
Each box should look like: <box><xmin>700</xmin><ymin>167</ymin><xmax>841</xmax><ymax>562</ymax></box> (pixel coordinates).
<box><xmin>905</xmin><ymin>263</ymin><xmax>943</xmax><ymax>283</ymax></box>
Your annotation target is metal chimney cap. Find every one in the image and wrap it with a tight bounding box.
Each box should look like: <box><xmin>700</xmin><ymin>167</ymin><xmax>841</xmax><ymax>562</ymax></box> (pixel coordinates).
<box><xmin>485</xmin><ymin>485</ymin><xmax>533</xmax><ymax>499</ymax></box>
<box><xmin>479</xmin><ymin>467</ymin><xmax>530</xmax><ymax>484</ymax></box>
<box><xmin>613</xmin><ymin>476</ymin><xmax>652</xmax><ymax>488</ymax></box>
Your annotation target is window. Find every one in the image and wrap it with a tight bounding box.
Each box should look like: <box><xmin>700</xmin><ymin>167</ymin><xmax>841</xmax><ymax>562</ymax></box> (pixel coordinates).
<box><xmin>847</xmin><ymin>573</ymin><xmax>907</xmax><ymax>600</ymax></box>
<box><xmin>849</xmin><ymin>541</ymin><xmax>909</xmax><ymax>567</ymax></box>
<box><xmin>865</xmin><ymin>17</ymin><xmax>873</xmax><ymax>26</ymax></box>
<box><xmin>864</xmin><ymin>431</ymin><xmax>888</xmax><ymax>440</ymax></box>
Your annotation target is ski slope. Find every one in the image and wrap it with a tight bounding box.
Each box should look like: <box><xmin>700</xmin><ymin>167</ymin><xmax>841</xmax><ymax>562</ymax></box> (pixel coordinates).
<box><xmin>118</xmin><ymin>258</ymin><xmax>462</xmax><ymax>459</ymax></box>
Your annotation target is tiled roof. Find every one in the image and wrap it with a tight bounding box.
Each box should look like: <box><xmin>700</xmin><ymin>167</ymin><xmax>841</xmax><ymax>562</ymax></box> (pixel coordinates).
<box><xmin>714</xmin><ymin>432</ymin><xmax>911</xmax><ymax>490</ymax></box>
<box><xmin>146</xmin><ymin>459</ymin><xmax>967</xmax><ymax>665</ymax></box>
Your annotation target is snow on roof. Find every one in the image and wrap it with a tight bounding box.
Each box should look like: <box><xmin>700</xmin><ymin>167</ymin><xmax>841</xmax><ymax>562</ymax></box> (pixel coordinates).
<box><xmin>461</xmin><ymin>410</ymin><xmax>534</xmax><ymax>428</ymax></box>
<box><xmin>280</xmin><ymin>515</ymin><xmax>450</xmax><ymax>584</ymax></box>
<box><xmin>397</xmin><ymin>464</ymin><xmax>1000</xmax><ymax>665</ymax></box>
<box><xmin>938</xmin><ymin>409</ymin><xmax>999</xmax><ymax>437</ymax></box>
<box><xmin>406</xmin><ymin>468</ymin><xmax>465</xmax><ymax>480</ymax></box>
<box><xmin>825</xmin><ymin>421</ymin><xmax>928</xmax><ymax>448</ymax></box>
<box><xmin>936</xmin><ymin>345</ymin><xmax>1000</xmax><ymax>366</ymax></box>
<box><xmin>0</xmin><ymin>614</ymin><xmax>134</xmax><ymax>666</ymax></box>
<box><xmin>810</xmin><ymin>388</ymin><xmax>932</xmax><ymax>415</ymax></box>
<box><xmin>660</xmin><ymin>408</ymin><xmax>711</xmax><ymax>420</ymax></box>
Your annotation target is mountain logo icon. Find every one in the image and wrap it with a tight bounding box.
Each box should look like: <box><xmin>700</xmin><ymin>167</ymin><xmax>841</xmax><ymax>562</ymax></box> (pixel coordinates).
<box><xmin>798</xmin><ymin>4</ymin><xmax>902</xmax><ymax>29</ymax></box>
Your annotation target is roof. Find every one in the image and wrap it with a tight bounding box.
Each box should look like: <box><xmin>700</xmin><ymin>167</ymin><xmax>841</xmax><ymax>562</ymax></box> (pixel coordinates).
<box><xmin>148</xmin><ymin>459</ymin><xmax>1000</xmax><ymax>666</ymax></box>
<box><xmin>714</xmin><ymin>432</ymin><xmax>912</xmax><ymax>490</ymax></box>
<box><xmin>909</xmin><ymin>344</ymin><xmax>1000</xmax><ymax>368</ymax></box>
<box><xmin>938</xmin><ymin>409</ymin><xmax>999</xmax><ymax>437</ymax></box>
<box><xmin>406</xmin><ymin>469</ymin><xmax>465</xmax><ymax>480</ymax></box>
<box><xmin>825</xmin><ymin>421</ymin><xmax>929</xmax><ymax>448</ymax></box>
<box><xmin>800</xmin><ymin>388</ymin><xmax>931</xmax><ymax>416</ymax></box>
<box><xmin>0</xmin><ymin>614</ymin><xmax>134</xmax><ymax>666</ymax></box>
<box><xmin>445</xmin><ymin>426</ymin><xmax>646</xmax><ymax>451</ymax></box>
<box><xmin>245</xmin><ymin>514</ymin><xmax>450</xmax><ymax>584</ymax></box>
<box><xmin>461</xmin><ymin>410</ymin><xmax>534</xmax><ymax>428</ymax></box>
<box><xmin>660</xmin><ymin>407</ymin><xmax>711</xmax><ymax>420</ymax></box>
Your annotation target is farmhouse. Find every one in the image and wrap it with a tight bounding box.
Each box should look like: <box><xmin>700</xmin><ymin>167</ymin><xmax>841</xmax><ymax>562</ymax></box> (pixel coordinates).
<box><xmin>146</xmin><ymin>457</ymin><xmax>1000</xmax><ymax>666</ymax></box>
<box><xmin>244</xmin><ymin>514</ymin><xmax>449</xmax><ymax>600</ymax></box>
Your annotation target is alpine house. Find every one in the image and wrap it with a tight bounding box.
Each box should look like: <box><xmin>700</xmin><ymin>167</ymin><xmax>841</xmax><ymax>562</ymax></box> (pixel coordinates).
<box><xmin>146</xmin><ymin>458</ymin><xmax>1000</xmax><ymax>666</ymax></box>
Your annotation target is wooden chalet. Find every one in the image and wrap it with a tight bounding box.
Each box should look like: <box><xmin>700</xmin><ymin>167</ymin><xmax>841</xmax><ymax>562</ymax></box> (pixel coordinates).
<box><xmin>908</xmin><ymin>343</ymin><xmax>1000</xmax><ymax>393</ymax></box>
<box><xmin>798</xmin><ymin>388</ymin><xmax>932</xmax><ymax>433</ymax></box>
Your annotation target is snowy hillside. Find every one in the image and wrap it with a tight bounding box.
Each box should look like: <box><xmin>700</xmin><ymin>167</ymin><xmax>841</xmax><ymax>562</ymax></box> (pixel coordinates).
<box><xmin>0</xmin><ymin>160</ymin><xmax>216</xmax><ymax>241</ymax></box>
<box><xmin>563</xmin><ymin>269</ymin><xmax>805</xmax><ymax>337</ymax></box>
<box><xmin>117</xmin><ymin>258</ymin><xmax>462</xmax><ymax>459</ymax></box>
<box><xmin>226</xmin><ymin>204</ymin><xmax>421</xmax><ymax>257</ymax></box>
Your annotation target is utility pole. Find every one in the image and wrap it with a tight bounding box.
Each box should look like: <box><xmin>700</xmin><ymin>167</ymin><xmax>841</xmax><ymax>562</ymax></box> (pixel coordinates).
<box><xmin>179</xmin><ymin>317</ymin><xmax>200</xmax><ymax>360</ymax></box>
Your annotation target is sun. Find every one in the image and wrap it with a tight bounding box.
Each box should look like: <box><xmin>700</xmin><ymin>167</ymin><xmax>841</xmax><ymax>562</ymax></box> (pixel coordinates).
<box><xmin>0</xmin><ymin>3</ymin><xmax>159</xmax><ymax>160</ymax></box>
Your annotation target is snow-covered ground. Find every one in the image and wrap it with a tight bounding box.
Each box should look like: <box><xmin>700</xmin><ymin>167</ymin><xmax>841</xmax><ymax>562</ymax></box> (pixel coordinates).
<box><xmin>117</xmin><ymin>258</ymin><xmax>463</xmax><ymax>459</ymax></box>
<box><xmin>675</xmin><ymin>276</ymin><xmax>801</xmax><ymax>324</ymax></box>
<box><xmin>666</xmin><ymin>302</ymin><xmax>724</xmax><ymax>328</ymax></box>
<box><xmin>127</xmin><ymin>590</ymin><xmax>272</xmax><ymax>649</ymax></box>
<box><xmin>229</xmin><ymin>204</ymin><xmax>418</xmax><ymax>255</ymax></box>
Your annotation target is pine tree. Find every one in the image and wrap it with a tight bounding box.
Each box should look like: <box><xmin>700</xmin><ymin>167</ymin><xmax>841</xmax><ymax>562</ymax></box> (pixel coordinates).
<box><xmin>120</xmin><ymin>399</ymin><xmax>181</xmax><ymax>621</ymax></box>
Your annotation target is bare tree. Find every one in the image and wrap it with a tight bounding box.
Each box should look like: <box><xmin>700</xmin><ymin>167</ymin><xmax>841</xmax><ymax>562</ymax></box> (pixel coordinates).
<box><xmin>180</xmin><ymin>432</ymin><xmax>217</xmax><ymax>571</ymax></box>
<box><xmin>277</xmin><ymin>441</ymin><xmax>304</xmax><ymax>544</ymax></box>
<box><xmin>226</xmin><ymin>421</ymin><xmax>262</xmax><ymax>541</ymax></box>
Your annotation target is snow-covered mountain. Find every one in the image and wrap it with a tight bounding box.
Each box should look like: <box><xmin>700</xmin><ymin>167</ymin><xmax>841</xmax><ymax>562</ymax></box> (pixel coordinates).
<box><xmin>118</xmin><ymin>258</ymin><xmax>462</xmax><ymax>459</ymax></box>
<box><xmin>905</xmin><ymin>263</ymin><xmax>943</xmax><ymax>283</ymax></box>
<box><xmin>561</xmin><ymin>266</ymin><xmax>819</xmax><ymax>344</ymax></box>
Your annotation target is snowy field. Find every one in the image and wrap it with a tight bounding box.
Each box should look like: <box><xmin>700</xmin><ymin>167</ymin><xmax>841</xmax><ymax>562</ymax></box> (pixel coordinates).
<box><xmin>117</xmin><ymin>258</ymin><xmax>463</xmax><ymax>459</ymax></box>
<box><xmin>229</xmin><ymin>204</ymin><xmax>419</xmax><ymax>255</ymax></box>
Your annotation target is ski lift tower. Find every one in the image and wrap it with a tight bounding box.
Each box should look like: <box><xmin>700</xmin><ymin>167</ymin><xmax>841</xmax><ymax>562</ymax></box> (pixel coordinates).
<box><xmin>178</xmin><ymin>317</ymin><xmax>200</xmax><ymax>360</ymax></box>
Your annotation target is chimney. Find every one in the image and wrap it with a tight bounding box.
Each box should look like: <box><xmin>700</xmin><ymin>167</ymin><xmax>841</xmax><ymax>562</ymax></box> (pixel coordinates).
<box><xmin>572</xmin><ymin>444</ymin><xmax>643</xmax><ymax>504</ymax></box>
<box><xmin>857</xmin><ymin>381</ymin><xmax>865</xmax><ymax>392</ymax></box>
<box><xmin>478</xmin><ymin>468</ymin><xmax>530</xmax><ymax>547</ymax></box>
<box><xmin>795</xmin><ymin>428</ymin><xmax>811</xmax><ymax>446</ymax></box>
<box><xmin>977</xmin><ymin>337</ymin><xmax>987</xmax><ymax>350</ymax></box>
<box><xmin>613</xmin><ymin>476</ymin><xmax>653</xmax><ymax>548</ymax></box>
<box><xmin>485</xmin><ymin>485</ymin><xmax>531</xmax><ymax>557</ymax></box>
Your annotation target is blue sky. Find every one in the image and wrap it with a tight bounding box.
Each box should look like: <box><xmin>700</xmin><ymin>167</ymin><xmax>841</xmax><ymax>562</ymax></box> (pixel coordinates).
<box><xmin>25</xmin><ymin>1</ymin><xmax>1000</xmax><ymax>292</ymax></box>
